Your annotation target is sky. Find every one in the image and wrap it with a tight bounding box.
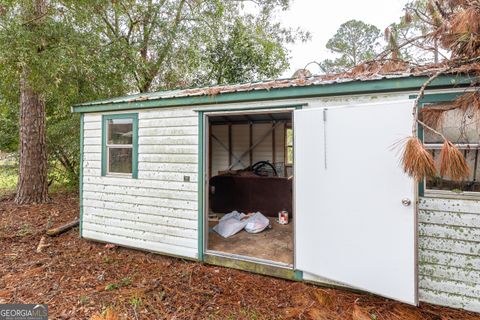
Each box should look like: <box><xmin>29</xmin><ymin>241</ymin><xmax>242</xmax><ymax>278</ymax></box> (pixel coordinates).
<box><xmin>277</xmin><ymin>0</ymin><xmax>410</xmax><ymax>77</ymax></box>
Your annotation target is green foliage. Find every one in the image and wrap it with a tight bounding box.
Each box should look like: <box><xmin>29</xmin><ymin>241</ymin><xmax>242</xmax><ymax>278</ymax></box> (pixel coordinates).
<box><xmin>0</xmin><ymin>1</ymin><xmax>129</xmax><ymax>188</ymax></box>
<box><xmin>321</xmin><ymin>20</ymin><xmax>381</xmax><ymax>73</ymax></box>
<box><xmin>69</xmin><ymin>0</ymin><xmax>306</xmax><ymax>92</ymax></box>
<box><xmin>201</xmin><ymin>16</ymin><xmax>305</xmax><ymax>85</ymax></box>
<box><xmin>0</xmin><ymin>0</ymin><xmax>304</xmax><ymax>190</ymax></box>
<box><xmin>79</xmin><ymin>295</ymin><xmax>90</xmax><ymax>305</ymax></box>
<box><xmin>105</xmin><ymin>277</ymin><xmax>132</xmax><ymax>291</ymax></box>
<box><xmin>0</xmin><ymin>154</ymin><xmax>17</xmax><ymax>196</ymax></box>
<box><xmin>385</xmin><ymin>0</ymin><xmax>445</xmax><ymax>63</ymax></box>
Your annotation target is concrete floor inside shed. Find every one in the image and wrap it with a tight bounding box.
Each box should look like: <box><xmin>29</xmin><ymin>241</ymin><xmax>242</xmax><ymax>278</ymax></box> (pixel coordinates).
<box><xmin>208</xmin><ymin>216</ymin><xmax>293</xmax><ymax>265</ymax></box>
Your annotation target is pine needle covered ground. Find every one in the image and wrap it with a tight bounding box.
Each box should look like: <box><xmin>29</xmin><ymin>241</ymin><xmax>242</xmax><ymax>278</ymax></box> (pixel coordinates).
<box><xmin>0</xmin><ymin>192</ymin><xmax>479</xmax><ymax>320</ymax></box>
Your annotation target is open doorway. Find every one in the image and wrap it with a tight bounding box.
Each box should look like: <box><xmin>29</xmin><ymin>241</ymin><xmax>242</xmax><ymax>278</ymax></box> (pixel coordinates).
<box><xmin>205</xmin><ymin>109</ymin><xmax>294</xmax><ymax>266</ymax></box>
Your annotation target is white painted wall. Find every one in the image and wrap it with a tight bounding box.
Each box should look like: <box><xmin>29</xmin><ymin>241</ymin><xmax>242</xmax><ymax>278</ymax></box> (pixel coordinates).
<box><xmin>82</xmin><ymin>108</ymin><xmax>199</xmax><ymax>259</ymax></box>
<box><xmin>419</xmin><ymin>197</ymin><xmax>480</xmax><ymax>312</ymax></box>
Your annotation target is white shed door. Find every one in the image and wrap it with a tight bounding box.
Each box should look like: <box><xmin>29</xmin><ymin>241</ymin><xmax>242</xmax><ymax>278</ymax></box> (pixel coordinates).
<box><xmin>294</xmin><ymin>101</ymin><xmax>417</xmax><ymax>305</ymax></box>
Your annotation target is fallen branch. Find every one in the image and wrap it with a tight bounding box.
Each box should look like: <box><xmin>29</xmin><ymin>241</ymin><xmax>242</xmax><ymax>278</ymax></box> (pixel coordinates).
<box><xmin>46</xmin><ymin>219</ymin><xmax>79</xmax><ymax>237</ymax></box>
<box><xmin>36</xmin><ymin>236</ymin><xmax>50</xmax><ymax>253</ymax></box>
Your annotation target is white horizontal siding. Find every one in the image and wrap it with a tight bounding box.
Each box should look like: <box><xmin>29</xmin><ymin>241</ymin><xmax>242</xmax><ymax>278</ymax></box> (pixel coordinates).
<box><xmin>418</xmin><ymin>197</ymin><xmax>480</xmax><ymax>312</ymax></box>
<box><xmin>139</xmin><ymin>117</ymin><xmax>197</xmax><ymax>128</ymax></box>
<box><xmin>82</xmin><ymin>108</ymin><xmax>199</xmax><ymax>260</ymax></box>
<box><xmin>83</xmin><ymin>199</ymin><xmax>197</xmax><ymax>220</ymax></box>
<box><xmin>83</xmin><ymin>175</ymin><xmax>197</xmax><ymax>191</ymax></box>
<box><xmin>138</xmin><ymin>136</ymin><xmax>197</xmax><ymax>145</ymax></box>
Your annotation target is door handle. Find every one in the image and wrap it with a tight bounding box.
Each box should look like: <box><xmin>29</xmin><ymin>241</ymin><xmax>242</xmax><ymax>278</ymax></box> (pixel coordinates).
<box><xmin>401</xmin><ymin>198</ymin><xmax>412</xmax><ymax>206</ymax></box>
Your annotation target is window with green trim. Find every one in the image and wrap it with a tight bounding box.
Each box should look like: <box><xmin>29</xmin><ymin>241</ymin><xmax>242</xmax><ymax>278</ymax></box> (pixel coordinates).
<box><xmin>102</xmin><ymin>114</ymin><xmax>138</xmax><ymax>178</ymax></box>
<box><xmin>420</xmin><ymin>93</ymin><xmax>480</xmax><ymax>193</ymax></box>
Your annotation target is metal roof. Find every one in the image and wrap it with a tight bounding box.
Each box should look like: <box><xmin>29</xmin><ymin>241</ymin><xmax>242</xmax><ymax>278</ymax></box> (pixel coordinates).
<box><xmin>74</xmin><ymin>72</ymin><xmax>425</xmax><ymax>108</ymax></box>
<box><xmin>72</xmin><ymin>63</ymin><xmax>477</xmax><ymax>113</ymax></box>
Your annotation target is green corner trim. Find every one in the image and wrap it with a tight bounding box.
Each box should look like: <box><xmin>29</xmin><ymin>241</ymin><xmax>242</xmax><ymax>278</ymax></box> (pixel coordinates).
<box><xmin>72</xmin><ymin>75</ymin><xmax>474</xmax><ymax>113</ymax></box>
<box><xmin>409</xmin><ymin>91</ymin><xmax>467</xmax><ymax>104</ymax></box>
<box><xmin>101</xmin><ymin>113</ymin><xmax>139</xmax><ymax>178</ymax></box>
<box><xmin>79</xmin><ymin>114</ymin><xmax>84</xmax><ymax>237</ymax></box>
<box><xmin>294</xmin><ymin>270</ymin><xmax>303</xmax><ymax>281</ymax></box>
<box><xmin>197</xmin><ymin>112</ymin><xmax>205</xmax><ymax>262</ymax></box>
<box><xmin>204</xmin><ymin>254</ymin><xmax>298</xmax><ymax>281</ymax></box>
<box><xmin>197</xmin><ymin>105</ymin><xmax>301</xmax><ymax>262</ymax></box>
<box><xmin>196</xmin><ymin>103</ymin><xmax>307</xmax><ymax>113</ymax></box>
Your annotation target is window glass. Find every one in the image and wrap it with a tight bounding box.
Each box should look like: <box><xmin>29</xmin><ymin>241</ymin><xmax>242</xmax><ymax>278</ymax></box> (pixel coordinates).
<box><xmin>286</xmin><ymin>127</ymin><xmax>293</xmax><ymax>165</ymax></box>
<box><xmin>108</xmin><ymin>148</ymin><xmax>132</xmax><ymax>174</ymax></box>
<box><xmin>423</xmin><ymin>103</ymin><xmax>480</xmax><ymax>193</ymax></box>
<box><xmin>108</xmin><ymin>118</ymin><xmax>133</xmax><ymax>145</ymax></box>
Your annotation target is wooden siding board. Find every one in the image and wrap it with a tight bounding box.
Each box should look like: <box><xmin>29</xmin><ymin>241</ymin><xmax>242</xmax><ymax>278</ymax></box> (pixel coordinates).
<box><xmin>83</xmin><ymin>214</ymin><xmax>196</xmax><ymax>238</ymax></box>
<box><xmin>418</xmin><ymin>197</ymin><xmax>480</xmax><ymax>312</ymax></box>
<box><xmin>420</xmin><ymin>198</ymin><xmax>480</xmax><ymax>214</ymax></box>
<box><xmin>419</xmin><ymin>210</ymin><xmax>480</xmax><ymax>228</ymax></box>
<box><xmin>419</xmin><ymin>264</ymin><xmax>480</xmax><ymax>285</ymax></box>
<box><xmin>83</xmin><ymin>222</ymin><xmax>196</xmax><ymax>248</ymax></box>
<box><xmin>138</xmin><ymin>136</ymin><xmax>198</xmax><ymax>145</ymax></box>
<box><xmin>419</xmin><ymin>288</ymin><xmax>480</xmax><ymax>312</ymax></box>
<box><xmin>139</xmin><ymin>117</ymin><xmax>197</xmax><ymax>128</ymax></box>
<box><xmin>419</xmin><ymin>223</ymin><xmax>480</xmax><ymax>242</ymax></box>
<box><xmin>83</xmin><ymin>206</ymin><xmax>197</xmax><ymax>228</ymax></box>
<box><xmin>140</xmin><ymin>127</ymin><xmax>198</xmax><ymax>136</ymax></box>
<box><xmin>83</xmin><ymin>175</ymin><xmax>197</xmax><ymax>191</ymax></box>
<box><xmin>83</xmin><ymin>199</ymin><xmax>197</xmax><ymax>220</ymax></box>
<box><xmin>82</xmin><ymin>230</ymin><xmax>197</xmax><ymax>259</ymax></box>
<box><xmin>83</xmin><ymin>130</ymin><xmax>101</xmax><ymax>138</ymax></box>
<box><xmin>420</xmin><ymin>249</ymin><xmax>480</xmax><ymax>271</ymax></box>
<box><xmin>139</xmin><ymin>154</ymin><xmax>197</xmax><ymax>164</ymax></box>
<box><xmin>83</xmin><ymin>184</ymin><xmax>197</xmax><ymax>201</ymax></box>
<box><xmin>83</xmin><ymin>191</ymin><xmax>197</xmax><ymax>211</ymax></box>
<box><xmin>138</xmin><ymin>145</ymin><xmax>197</xmax><ymax>154</ymax></box>
<box><xmin>419</xmin><ymin>276</ymin><xmax>480</xmax><ymax>299</ymax></box>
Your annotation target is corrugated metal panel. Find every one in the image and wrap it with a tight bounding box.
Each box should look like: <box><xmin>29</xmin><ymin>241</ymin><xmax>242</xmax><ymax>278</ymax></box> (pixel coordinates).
<box><xmin>210</xmin><ymin>122</ymin><xmax>287</xmax><ymax>176</ymax></box>
<box><xmin>211</xmin><ymin>125</ymin><xmax>229</xmax><ymax>176</ymax></box>
<box><xmin>74</xmin><ymin>72</ymin><xmax>437</xmax><ymax>108</ymax></box>
<box><xmin>418</xmin><ymin>197</ymin><xmax>480</xmax><ymax>312</ymax></box>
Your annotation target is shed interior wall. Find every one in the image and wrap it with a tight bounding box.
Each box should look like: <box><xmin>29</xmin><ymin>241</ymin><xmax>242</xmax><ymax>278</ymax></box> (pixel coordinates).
<box><xmin>206</xmin><ymin>111</ymin><xmax>294</xmax><ymax>266</ymax></box>
<box><xmin>210</xmin><ymin>123</ymin><xmax>286</xmax><ymax>176</ymax></box>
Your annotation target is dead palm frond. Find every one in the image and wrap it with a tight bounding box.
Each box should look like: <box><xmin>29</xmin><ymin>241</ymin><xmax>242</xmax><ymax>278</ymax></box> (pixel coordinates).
<box><xmin>439</xmin><ymin>140</ymin><xmax>470</xmax><ymax>180</ymax></box>
<box><xmin>401</xmin><ymin>137</ymin><xmax>436</xmax><ymax>181</ymax></box>
<box><xmin>420</xmin><ymin>107</ymin><xmax>447</xmax><ymax>129</ymax></box>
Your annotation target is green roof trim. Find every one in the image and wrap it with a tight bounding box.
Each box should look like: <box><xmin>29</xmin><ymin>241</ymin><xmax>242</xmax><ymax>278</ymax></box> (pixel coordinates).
<box><xmin>72</xmin><ymin>75</ymin><xmax>475</xmax><ymax>113</ymax></box>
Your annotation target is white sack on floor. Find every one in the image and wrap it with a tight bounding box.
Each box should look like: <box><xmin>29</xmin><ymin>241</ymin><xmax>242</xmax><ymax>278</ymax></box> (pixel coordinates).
<box><xmin>213</xmin><ymin>211</ymin><xmax>247</xmax><ymax>238</ymax></box>
<box><xmin>244</xmin><ymin>212</ymin><xmax>270</xmax><ymax>234</ymax></box>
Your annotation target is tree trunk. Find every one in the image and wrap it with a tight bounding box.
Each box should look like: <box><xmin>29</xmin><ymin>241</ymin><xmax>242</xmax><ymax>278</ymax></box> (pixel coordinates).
<box><xmin>15</xmin><ymin>69</ymin><xmax>49</xmax><ymax>204</ymax></box>
<box><xmin>15</xmin><ymin>0</ymin><xmax>49</xmax><ymax>204</ymax></box>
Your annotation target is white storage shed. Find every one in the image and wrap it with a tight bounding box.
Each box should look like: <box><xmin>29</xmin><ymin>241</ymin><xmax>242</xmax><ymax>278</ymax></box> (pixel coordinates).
<box><xmin>72</xmin><ymin>71</ymin><xmax>480</xmax><ymax>312</ymax></box>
